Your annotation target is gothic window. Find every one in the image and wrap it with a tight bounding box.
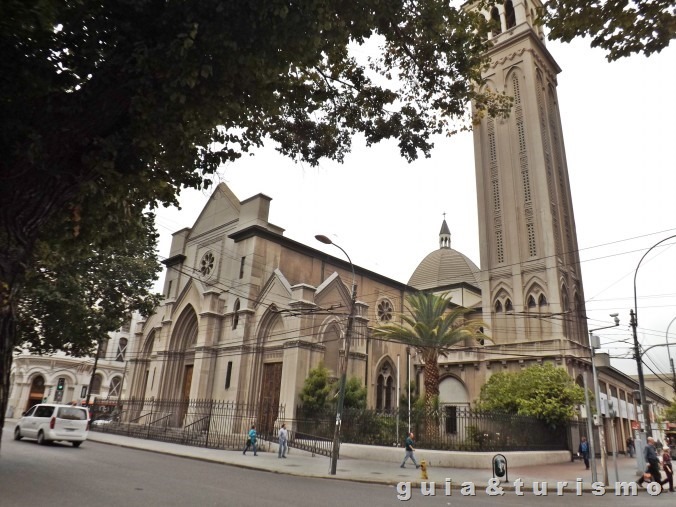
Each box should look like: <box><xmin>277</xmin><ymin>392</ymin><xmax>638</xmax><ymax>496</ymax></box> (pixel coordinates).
<box><xmin>496</xmin><ymin>230</ymin><xmax>505</xmax><ymax>264</ymax></box>
<box><xmin>116</xmin><ymin>338</ymin><xmax>128</xmax><ymax>362</ymax></box>
<box><xmin>109</xmin><ymin>377</ymin><xmax>122</xmax><ymax>397</ymax></box>
<box><xmin>494</xmin><ymin>300</ymin><xmax>503</xmax><ymax>313</ymax></box>
<box><xmin>377</xmin><ymin>299</ymin><xmax>394</xmax><ymax>322</ymax></box>
<box><xmin>199</xmin><ymin>251</ymin><xmax>215</xmax><ymax>278</ymax></box>
<box><xmin>505</xmin><ymin>0</ymin><xmax>516</xmax><ymax>28</ymax></box>
<box><xmin>505</xmin><ymin>299</ymin><xmax>513</xmax><ymax>312</ymax></box>
<box><xmin>538</xmin><ymin>294</ymin><xmax>548</xmax><ymax>306</ymax></box>
<box><xmin>232</xmin><ymin>299</ymin><xmax>240</xmax><ymax>330</ymax></box>
<box><xmin>527</xmin><ymin>223</ymin><xmax>537</xmax><ymax>257</ymax></box>
<box><xmin>527</xmin><ymin>295</ymin><xmax>536</xmax><ymax>308</ymax></box>
<box><xmin>490</xmin><ymin>7</ymin><xmax>501</xmax><ymax>36</ymax></box>
<box><xmin>376</xmin><ymin>361</ymin><xmax>396</xmax><ymax>412</ymax></box>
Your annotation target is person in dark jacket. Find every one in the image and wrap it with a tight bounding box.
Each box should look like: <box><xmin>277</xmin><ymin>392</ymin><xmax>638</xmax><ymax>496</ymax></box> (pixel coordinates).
<box><xmin>400</xmin><ymin>431</ymin><xmax>420</xmax><ymax>469</ymax></box>
<box><xmin>638</xmin><ymin>437</ymin><xmax>662</xmax><ymax>487</ymax></box>
<box><xmin>578</xmin><ymin>436</ymin><xmax>590</xmax><ymax>470</ymax></box>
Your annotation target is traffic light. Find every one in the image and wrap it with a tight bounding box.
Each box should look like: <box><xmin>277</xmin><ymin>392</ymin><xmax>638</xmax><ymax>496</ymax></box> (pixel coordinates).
<box><xmin>57</xmin><ymin>378</ymin><xmax>65</xmax><ymax>391</ymax></box>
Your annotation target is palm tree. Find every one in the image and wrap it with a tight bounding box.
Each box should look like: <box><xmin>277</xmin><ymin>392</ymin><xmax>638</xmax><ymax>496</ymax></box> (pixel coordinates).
<box><xmin>372</xmin><ymin>292</ymin><xmax>485</xmax><ymax>437</ymax></box>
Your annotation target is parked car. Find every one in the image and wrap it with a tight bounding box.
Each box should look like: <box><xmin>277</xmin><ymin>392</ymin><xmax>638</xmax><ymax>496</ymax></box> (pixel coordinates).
<box><xmin>14</xmin><ymin>404</ymin><xmax>89</xmax><ymax>447</ymax></box>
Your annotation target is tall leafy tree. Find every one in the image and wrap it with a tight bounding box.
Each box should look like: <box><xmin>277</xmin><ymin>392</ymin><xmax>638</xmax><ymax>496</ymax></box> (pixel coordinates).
<box><xmin>16</xmin><ymin>201</ymin><xmax>161</xmax><ymax>357</ymax></box>
<box><xmin>538</xmin><ymin>0</ymin><xmax>675</xmax><ymax>61</ymax></box>
<box><xmin>477</xmin><ymin>363</ymin><xmax>586</xmax><ymax>427</ymax></box>
<box><xmin>372</xmin><ymin>292</ymin><xmax>484</xmax><ymax>434</ymax></box>
<box><xmin>0</xmin><ymin>0</ymin><xmax>512</xmax><ymax>442</ymax></box>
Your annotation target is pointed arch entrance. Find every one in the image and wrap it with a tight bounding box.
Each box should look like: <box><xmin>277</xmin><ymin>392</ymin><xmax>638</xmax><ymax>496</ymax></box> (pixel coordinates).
<box><xmin>254</xmin><ymin>309</ymin><xmax>285</xmax><ymax>434</ymax></box>
<box><xmin>160</xmin><ymin>305</ymin><xmax>199</xmax><ymax>402</ymax></box>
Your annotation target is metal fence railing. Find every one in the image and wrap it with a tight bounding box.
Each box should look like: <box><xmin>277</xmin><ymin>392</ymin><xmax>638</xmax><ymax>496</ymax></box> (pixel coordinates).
<box><xmin>89</xmin><ymin>398</ymin><xmax>285</xmax><ymax>450</ymax></box>
<box><xmin>295</xmin><ymin>405</ymin><xmax>569</xmax><ymax>452</ymax></box>
<box><xmin>89</xmin><ymin>399</ymin><xmax>569</xmax><ymax>454</ymax></box>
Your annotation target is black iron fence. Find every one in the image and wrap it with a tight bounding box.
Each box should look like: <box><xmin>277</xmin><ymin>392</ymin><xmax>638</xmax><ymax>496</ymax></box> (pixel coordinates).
<box><xmin>295</xmin><ymin>405</ymin><xmax>568</xmax><ymax>452</ymax></box>
<box><xmin>89</xmin><ymin>398</ymin><xmax>284</xmax><ymax>450</ymax></box>
<box><xmin>90</xmin><ymin>399</ymin><xmax>569</xmax><ymax>453</ymax></box>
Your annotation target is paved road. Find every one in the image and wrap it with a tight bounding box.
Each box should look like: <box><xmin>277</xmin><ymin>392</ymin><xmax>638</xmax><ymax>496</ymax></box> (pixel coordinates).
<box><xmin>1</xmin><ymin>427</ymin><xmax>673</xmax><ymax>506</ymax></box>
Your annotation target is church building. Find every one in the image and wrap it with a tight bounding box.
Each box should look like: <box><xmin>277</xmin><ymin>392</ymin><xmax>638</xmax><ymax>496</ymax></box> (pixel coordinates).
<box><xmin>126</xmin><ymin>0</ymin><xmax>667</xmax><ymax>446</ymax></box>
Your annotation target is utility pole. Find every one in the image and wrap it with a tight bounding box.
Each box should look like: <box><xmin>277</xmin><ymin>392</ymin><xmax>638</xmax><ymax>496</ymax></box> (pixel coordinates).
<box><xmin>630</xmin><ymin>309</ymin><xmax>652</xmax><ymax>437</ymax></box>
<box><xmin>85</xmin><ymin>338</ymin><xmax>103</xmax><ymax>406</ymax></box>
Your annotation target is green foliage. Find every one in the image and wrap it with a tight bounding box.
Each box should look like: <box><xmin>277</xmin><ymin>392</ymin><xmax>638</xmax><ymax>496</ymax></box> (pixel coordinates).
<box><xmin>342</xmin><ymin>377</ymin><xmax>367</xmax><ymax>410</ymax></box>
<box><xmin>538</xmin><ymin>0</ymin><xmax>675</xmax><ymax>61</ymax></box>
<box><xmin>372</xmin><ymin>292</ymin><xmax>485</xmax><ymax>405</ymax></box>
<box><xmin>16</xmin><ymin>202</ymin><xmax>162</xmax><ymax>356</ymax></box>
<box><xmin>299</xmin><ymin>364</ymin><xmax>334</xmax><ymax>414</ymax></box>
<box><xmin>664</xmin><ymin>399</ymin><xmax>676</xmax><ymax>423</ymax></box>
<box><xmin>477</xmin><ymin>363</ymin><xmax>585</xmax><ymax>427</ymax></box>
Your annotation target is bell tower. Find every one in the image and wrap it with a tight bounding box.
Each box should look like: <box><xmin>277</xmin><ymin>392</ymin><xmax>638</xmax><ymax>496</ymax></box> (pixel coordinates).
<box><xmin>468</xmin><ymin>0</ymin><xmax>588</xmax><ymax>347</ymax></box>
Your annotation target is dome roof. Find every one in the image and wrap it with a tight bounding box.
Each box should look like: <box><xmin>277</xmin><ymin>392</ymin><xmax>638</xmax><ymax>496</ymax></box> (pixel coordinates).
<box><xmin>408</xmin><ymin>218</ymin><xmax>480</xmax><ymax>290</ymax></box>
<box><xmin>408</xmin><ymin>248</ymin><xmax>480</xmax><ymax>289</ymax></box>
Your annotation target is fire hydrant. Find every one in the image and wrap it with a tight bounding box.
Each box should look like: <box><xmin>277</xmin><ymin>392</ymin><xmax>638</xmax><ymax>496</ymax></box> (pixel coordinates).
<box><xmin>420</xmin><ymin>459</ymin><xmax>428</xmax><ymax>480</ymax></box>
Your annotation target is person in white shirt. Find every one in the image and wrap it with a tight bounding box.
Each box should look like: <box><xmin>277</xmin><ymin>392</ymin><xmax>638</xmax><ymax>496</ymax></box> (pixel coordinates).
<box><xmin>278</xmin><ymin>423</ymin><xmax>288</xmax><ymax>458</ymax></box>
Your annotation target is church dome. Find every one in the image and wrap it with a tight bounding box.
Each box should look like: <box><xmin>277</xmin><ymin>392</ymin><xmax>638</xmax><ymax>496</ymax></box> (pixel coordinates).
<box><xmin>408</xmin><ymin>219</ymin><xmax>480</xmax><ymax>290</ymax></box>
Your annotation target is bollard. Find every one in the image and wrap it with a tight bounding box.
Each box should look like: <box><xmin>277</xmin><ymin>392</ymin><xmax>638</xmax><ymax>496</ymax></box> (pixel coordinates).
<box><xmin>420</xmin><ymin>459</ymin><xmax>428</xmax><ymax>480</ymax></box>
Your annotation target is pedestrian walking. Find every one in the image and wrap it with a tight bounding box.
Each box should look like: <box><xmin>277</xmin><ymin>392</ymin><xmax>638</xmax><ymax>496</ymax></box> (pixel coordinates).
<box><xmin>400</xmin><ymin>431</ymin><xmax>420</xmax><ymax>469</ymax></box>
<box><xmin>243</xmin><ymin>424</ymin><xmax>258</xmax><ymax>456</ymax></box>
<box><xmin>661</xmin><ymin>446</ymin><xmax>674</xmax><ymax>492</ymax></box>
<box><xmin>638</xmin><ymin>437</ymin><xmax>662</xmax><ymax>488</ymax></box>
<box><xmin>278</xmin><ymin>423</ymin><xmax>288</xmax><ymax>458</ymax></box>
<box><xmin>578</xmin><ymin>436</ymin><xmax>590</xmax><ymax>470</ymax></box>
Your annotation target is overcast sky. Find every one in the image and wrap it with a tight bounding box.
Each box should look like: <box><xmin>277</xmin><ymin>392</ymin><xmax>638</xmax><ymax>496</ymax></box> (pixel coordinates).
<box><xmin>154</xmin><ymin>35</ymin><xmax>676</xmax><ymax>385</ymax></box>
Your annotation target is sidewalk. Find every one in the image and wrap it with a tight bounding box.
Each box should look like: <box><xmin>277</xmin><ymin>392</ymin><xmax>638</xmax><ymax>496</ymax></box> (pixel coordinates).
<box><xmin>86</xmin><ymin>430</ymin><xmax>644</xmax><ymax>492</ymax></box>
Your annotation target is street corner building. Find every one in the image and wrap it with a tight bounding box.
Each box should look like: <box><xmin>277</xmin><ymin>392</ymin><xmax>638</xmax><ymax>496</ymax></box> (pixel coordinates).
<box><xmin>118</xmin><ymin>0</ymin><xmax>670</xmax><ymax>445</ymax></box>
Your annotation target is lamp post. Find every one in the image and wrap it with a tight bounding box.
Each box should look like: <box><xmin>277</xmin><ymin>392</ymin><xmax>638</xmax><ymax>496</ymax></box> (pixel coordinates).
<box><xmin>631</xmin><ymin>234</ymin><xmax>676</xmax><ymax>438</ymax></box>
<box><xmin>588</xmin><ymin>314</ymin><xmax>620</xmax><ymax>486</ymax></box>
<box><xmin>315</xmin><ymin>234</ymin><xmax>357</xmax><ymax>476</ymax></box>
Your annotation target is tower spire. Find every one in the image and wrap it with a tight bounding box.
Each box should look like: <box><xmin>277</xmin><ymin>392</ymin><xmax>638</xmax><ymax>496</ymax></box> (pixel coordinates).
<box><xmin>439</xmin><ymin>213</ymin><xmax>451</xmax><ymax>249</ymax></box>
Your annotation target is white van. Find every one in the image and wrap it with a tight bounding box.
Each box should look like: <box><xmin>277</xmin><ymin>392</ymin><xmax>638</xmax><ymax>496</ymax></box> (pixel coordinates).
<box><xmin>14</xmin><ymin>404</ymin><xmax>90</xmax><ymax>447</ymax></box>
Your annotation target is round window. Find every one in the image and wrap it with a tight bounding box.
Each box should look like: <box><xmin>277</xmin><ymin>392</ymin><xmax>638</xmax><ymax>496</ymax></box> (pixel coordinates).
<box><xmin>377</xmin><ymin>299</ymin><xmax>394</xmax><ymax>322</ymax></box>
<box><xmin>200</xmin><ymin>251</ymin><xmax>215</xmax><ymax>278</ymax></box>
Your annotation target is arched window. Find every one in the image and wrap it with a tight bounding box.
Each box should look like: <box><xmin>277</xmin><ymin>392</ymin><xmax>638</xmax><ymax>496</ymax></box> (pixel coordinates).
<box><xmin>232</xmin><ymin>299</ymin><xmax>240</xmax><ymax>330</ymax></box>
<box><xmin>527</xmin><ymin>295</ymin><xmax>536</xmax><ymax>308</ymax></box>
<box><xmin>505</xmin><ymin>299</ymin><xmax>513</xmax><ymax>312</ymax></box>
<box><xmin>505</xmin><ymin>0</ymin><xmax>516</xmax><ymax>28</ymax></box>
<box><xmin>539</xmin><ymin>293</ymin><xmax>548</xmax><ymax>306</ymax></box>
<box><xmin>495</xmin><ymin>300</ymin><xmax>503</xmax><ymax>313</ymax></box>
<box><xmin>490</xmin><ymin>7</ymin><xmax>502</xmax><ymax>36</ymax></box>
<box><xmin>91</xmin><ymin>374</ymin><xmax>103</xmax><ymax>395</ymax></box>
<box><xmin>116</xmin><ymin>338</ymin><xmax>128</xmax><ymax>362</ymax></box>
<box><xmin>376</xmin><ymin>361</ymin><xmax>396</xmax><ymax>412</ymax></box>
<box><xmin>109</xmin><ymin>377</ymin><xmax>122</xmax><ymax>397</ymax></box>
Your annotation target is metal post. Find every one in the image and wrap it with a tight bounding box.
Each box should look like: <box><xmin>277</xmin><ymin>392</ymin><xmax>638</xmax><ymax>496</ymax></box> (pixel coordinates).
<box><xmin>329</xmin><ymin>284</ymin><xmax>356</xmax><ymax>475</ymax></box>
<box><xmin>632</xmin><ymin>234</ymin><xmax>676</xmax><ymax>437</ymax></box>
<box><xmin>582</xmin><ymin>372</ymin><xmax>597</xmax><ymax>483</ymax></box>
<box><xmin>407</xmin><ymin>348</ymin><xmax>411</xmax><ymax>433</ymax></box>
<box><xmin>630</xmin><ymin>309</ymin><xmax>651</xmax><ymax>438</ymax></box>
<box><xmin>666</xmin><ymin>316</ymin><xmax>676</xmax><ymax>394</ymax></box>
<box><xmin>590</xmin><ymin>339</ymin><xmax>609</xmax><ymax>485</ymax></box>
<box><xmin>396</xmin><ymin>354</ymin><xmax>400</xmax><ymax>445</ymax></box>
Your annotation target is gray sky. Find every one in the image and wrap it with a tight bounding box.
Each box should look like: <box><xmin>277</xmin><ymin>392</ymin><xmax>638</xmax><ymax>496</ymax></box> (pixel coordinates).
<box><xmin>155</xmin><ymin>36</ymin><xmax>676</xmax><ymax>384</ymax></box>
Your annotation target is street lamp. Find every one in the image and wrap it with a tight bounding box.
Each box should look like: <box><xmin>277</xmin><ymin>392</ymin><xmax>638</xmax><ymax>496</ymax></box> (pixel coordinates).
<box><xmin>588</xmin><ymin>313</ymin><xmax>620</xmax><ymax>486</ymax></box>
<box><xmin>631</xmin><ymin>234</ymin><xmax>676</xmax><ymax>438</ymax></box>
<box><xmin>315</xmin><ymin>234</ymin><xmax>357</xmax><ymax>476</ymax></box>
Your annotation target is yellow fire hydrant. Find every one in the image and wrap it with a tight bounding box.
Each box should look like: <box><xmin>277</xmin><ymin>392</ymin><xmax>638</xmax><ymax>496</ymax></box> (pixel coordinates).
<box><xmin>420</xmin><ymin>459</ymin><xmax>428</xmax><ymax>480</ymax></box>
